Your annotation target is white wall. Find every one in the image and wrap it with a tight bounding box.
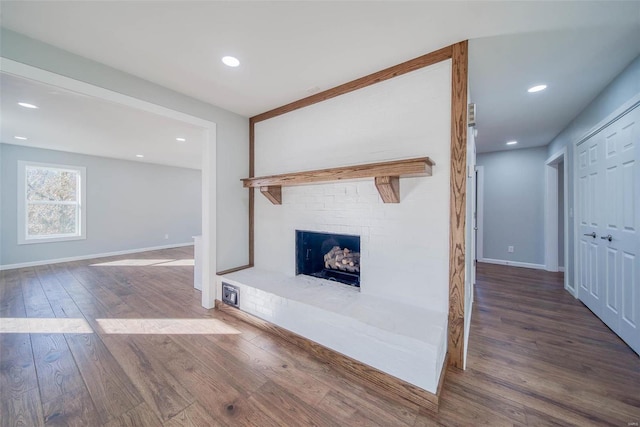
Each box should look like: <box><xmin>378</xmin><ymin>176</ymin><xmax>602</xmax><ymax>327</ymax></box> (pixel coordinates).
<box><xmin>1</xmin><ymin>143</ymin><xmax>201</xmax><ymax>268</ymax></box>
<box><xmin>477</xmin><ymin>146</ymin><xmax>548</xmax><ymax>267</ymax></box>
<box><xmin>0</xmin><ymin>29</ymin><xmax>249</xmax><ymax>271</ymax></box>
<box><xmin>547</xmin><ymin>54</ymin><xmax>640</xmax><ymax>289</ymax></box>
<box><xmin>254</xmin><ymin>61</ymin><xmax>452</xmax><ymax>314</ymax></box>
<box><xmin>464</xmin><ymin>97</ymin><xmax>476</xmax><ymax>368</ymax></box>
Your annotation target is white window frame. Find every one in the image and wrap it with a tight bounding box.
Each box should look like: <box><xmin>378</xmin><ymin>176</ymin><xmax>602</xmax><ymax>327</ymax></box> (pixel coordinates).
<box><xmin>17</xmin><ymin>161</ymin><xmax>87</xmax><ymax>244</ymax></box>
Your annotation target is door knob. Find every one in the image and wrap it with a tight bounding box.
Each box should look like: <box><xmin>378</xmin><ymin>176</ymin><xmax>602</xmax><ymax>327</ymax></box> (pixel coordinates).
<box><xmin>600</xmin><ymin>234</ymin><xmax>613</xmax><ymax>242</ymax></box>
<box><xmin>584</xmin><ymin>232</ymin><xmax>596</xmax><ymax>238</ymax></box>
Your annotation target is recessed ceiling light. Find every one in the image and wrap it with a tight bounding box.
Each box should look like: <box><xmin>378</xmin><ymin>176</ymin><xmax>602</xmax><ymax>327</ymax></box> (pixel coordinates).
<box><xmin>222</xmin><ymin>56</ymin><xmax>240</xmax><ymax>67</ymax></box>
<box><xmin>527</xmin><ymin>84</ymin><xmax>547</xmax><ymax>93</ymax></box>
<box><xmin>136</xmin><ymin>154</ymin><xmax>144</xmax><ymax>158</ymax></box>
<box><xmin>14</xmin><ymin>136</ymin><xmax>28</xmax><ymax>140</ymax></box>
<box><xmin>506</xmin><ymin>140</ymin><xmax>518</xmax><ymax>146</ymax></box>
<box><xmin>18</xmin><ymin>102</ymin><xmax>39</xmax><ymax>109</ymax></box>
<box><xmin>176</xmin><ymin>137</ymin><xmax>186</xmax><ymax>142</ymax></box>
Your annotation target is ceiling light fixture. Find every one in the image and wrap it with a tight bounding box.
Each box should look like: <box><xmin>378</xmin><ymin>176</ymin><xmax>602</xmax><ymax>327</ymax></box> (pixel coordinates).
<box><xmin>18</xmin><ymin>102</ymin><xmax>39</xmax><ymax>109</ymax></box>
<box><xmin>14</xmin><ymin>136</ymin><xmax>28</xmax><ymax>140</ymax></box>
<box><xmin>136</xmin><ymin>154</ymin><xmax>144</xmax><ymax>158</ymax></box>
<box><xmin>506</xmin><ymin>140</ymin><xmax>518</xmax><ymax>146</ymax></box>
<box><xmin>222</xmin><ymin>56</ymin><xmax>240</xmax><ymax>67</ymax></box>
<box><xmin>527</xmin><ymin>84</ymin><xmax>547</xmax><ymax>93</ymax></box>
<box><xmin>176</xmin><ymin>137</ymin><xmax>186</xmax><ymax>142</ymax></box>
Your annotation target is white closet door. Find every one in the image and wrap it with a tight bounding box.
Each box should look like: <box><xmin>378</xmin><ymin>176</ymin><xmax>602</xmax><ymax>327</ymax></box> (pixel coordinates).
<box><xmin>576</xmin><ymin>106</ymin><xmax>639</xmax><ymax>355</ymax></box>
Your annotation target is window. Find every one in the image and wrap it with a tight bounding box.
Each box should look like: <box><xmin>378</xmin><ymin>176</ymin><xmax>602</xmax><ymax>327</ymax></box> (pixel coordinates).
<box><xmin>18</xmin><ymin>161</ymin><xmax>86</xmax><ymax>244</ymax></box>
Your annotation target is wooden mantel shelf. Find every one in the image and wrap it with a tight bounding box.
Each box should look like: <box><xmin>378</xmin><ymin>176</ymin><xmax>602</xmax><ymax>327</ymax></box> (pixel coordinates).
<box><xmin>242</xmin><ymin>157</ymin><xmax>434</xmax><ymax>204</ymax></box>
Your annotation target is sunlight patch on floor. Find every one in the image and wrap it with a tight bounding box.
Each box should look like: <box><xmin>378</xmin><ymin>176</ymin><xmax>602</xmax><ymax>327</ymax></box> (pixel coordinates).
<box><xmin>96</xmin><ymin>318</ymin><xmax>241</xmax><ymax>335</ymax></box>
<box><xmin>91</xmin><ymin>259</ymin><xmax>175</xmax><ymax>266</ymax></box>
<box><xmin>152</xmin><ymin>259</ymin><xmax>195</xmax><ymax>267</ymax></box>
<box><xmin>0</xmin><ymin>318</ymin><xmax>93</xmax><ymax>334</ymax></box>
<box><xmin>90</xmin><ymin>259</ymin><xmax>194</xmax><ymax>267</ymax></box>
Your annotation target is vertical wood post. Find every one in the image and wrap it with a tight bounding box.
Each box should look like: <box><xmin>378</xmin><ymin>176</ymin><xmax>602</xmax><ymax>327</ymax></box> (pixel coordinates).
<box><xmin>448</xmin><ymin>40</ymin><xmax>468</xmax><ymax>369</ymax></box>
<box><xmin>249</xmin><ymin>118</ymin><xmax>255</xmax><ymax>266</ymax></box>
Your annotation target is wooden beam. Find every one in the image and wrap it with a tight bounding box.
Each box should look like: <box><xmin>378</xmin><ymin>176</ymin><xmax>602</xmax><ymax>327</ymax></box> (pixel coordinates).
<box><xmin>448</xmin><ymin>40</ymin><xmax>468</xmax><ymax>370</ymax></box>
<box><xmin>249</xmin><ymin>118</ymin><xmax>255</xmax><ymax>266</ymax></box>
<box><xmin>215</xmin><ymin>300</ymin><xmax>443</xmax><ymax>411</ymax></box>
<box><xmin>260</xmin><ymin>186</ymin><xmax>282</xmax><ymax>205</ymax></box>
<box><xmin>374</xmin><ymin>176</ymin><xmax>400</xmax><ymax>203</ymax></box>
<box><xmin>243</xmin><ymin>157</ymin><xmax>433</xmax><ymax>188</ymax></box>
<box><xmin>216</xmin><ymin>264</ymin><xmax>253</xmax><ymax>276</ymax></box>
<box><xmin>251</xmin><ymin>46</ymin><xmax>453</xmax><ymax>123</ymax></box>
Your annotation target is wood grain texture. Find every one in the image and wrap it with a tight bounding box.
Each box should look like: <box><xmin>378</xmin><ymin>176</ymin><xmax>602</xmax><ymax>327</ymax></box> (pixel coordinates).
<box><xmin>251</xmin><ymin>46</ymin><xmax>452</xmax><ymax>123</ymax></box>
<box><xmin>243</xmin><ymin>157</ymin><xmax>434</xmax><ymax>188</ymax></box>
<box><xmin>448</xmin><ymin>40</ymin><xmax>468</xmax><ymax>369</ymax></box>
<box><xmin>1</xmin><ymin>386</ymin><xmax>44</xmax><ymax>427</ymax></box>
<box><xmin>3</xmin><ymin>248</ymin><xmax>639</xmax><ymax>426</ymax></box>
<box><xmin>164</xmin><ymin>402</ymin><xmax>223</xmax><ymax>427</ymax></box>
<box><xmin>374</xmin><ymin>176</ymin><xmax>400</xmax><ymax>203</ymax></box>
<box><xmin>216</xmin><ymin>264</ymin><xmax>253</xmax><ymax>276</ymax></box>
<box><xmin>102</xmin><ymin>402</ymin><xmax>162</xmax><ymax>427</ymax></box>
<box><xmin>259</xmin><ymin>186</ymin><xmax>282</xmax><ymax>205</ymax></box>
<box><xmin>249</xmin><ymin>117</ymin><xmax>255</xmax><ymax>267</ymax></box>
<box><xmin>64</xmin><ymin>333</ymin><xmax>142</xmax><ymax>423</ymax></box>
<box><xmin>214</xmin><ymin>299</ymin><xmax>441</xmax><ymax>411</ymax></box>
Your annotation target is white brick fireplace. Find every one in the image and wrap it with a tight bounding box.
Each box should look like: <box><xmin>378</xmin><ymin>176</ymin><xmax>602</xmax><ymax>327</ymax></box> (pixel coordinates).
<box><xmin>219</xmin><ymin>61</ymin><xmax>452</xmax><ymax>393</ymax></box>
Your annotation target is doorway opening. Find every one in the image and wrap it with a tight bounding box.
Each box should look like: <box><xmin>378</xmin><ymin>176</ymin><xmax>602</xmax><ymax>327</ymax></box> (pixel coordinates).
<box><xmin>544</xmin><ymin>148</ymin><xmax>570</xmax><ymax>294</ymax></box>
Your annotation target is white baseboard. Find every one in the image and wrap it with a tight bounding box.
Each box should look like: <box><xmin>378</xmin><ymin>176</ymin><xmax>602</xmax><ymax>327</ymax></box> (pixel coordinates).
<box><xmin>558</xmin><ymin>266</ymin><xmax>565</xmax><ymax>272</ymax></box>
<box><xmin>0</xmin><ymin>242</ymin><xmax>194</xmax><ymax>271</ymax></box>
<box><xmin>479</xmin><ymin>258</ymin><xmax>546</xmax><ymax>270</ymax></box>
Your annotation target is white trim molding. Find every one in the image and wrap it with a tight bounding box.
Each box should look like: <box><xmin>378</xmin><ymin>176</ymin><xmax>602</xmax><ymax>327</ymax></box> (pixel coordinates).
<box><xmin>479</xmin><ymin>258</ymin><xmax>546</xmax><ymax>271</ymax></box>
<box><xmin>475</xmin><ymin>165</ymin><xmax>484</xmax><ymax>261</ymax></box>
<box><xmin>544</xmin><ymin>147</ymin><xmax>570</xmax><ymax>293</ymax></box>
<box><xmin>0</xmin><ymin>242</ymin><xmax>194</xmax><ymax>271</ymax></box>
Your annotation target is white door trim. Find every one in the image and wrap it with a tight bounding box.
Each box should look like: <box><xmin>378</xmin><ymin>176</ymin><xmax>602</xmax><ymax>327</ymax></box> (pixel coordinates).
<box><xmin>476</xmin><ymin>165</ymin><xmax>485</xmax><ymax>262</ymax></box>
<box><xmin>0</xmin><ymin>58</ymin><xmax>218</xmax><ymax>308</ymax></box>
<box><xmin>544</xmin><ymin>147</ymin><xmax>571</xmax><ymax>294</ymax></box>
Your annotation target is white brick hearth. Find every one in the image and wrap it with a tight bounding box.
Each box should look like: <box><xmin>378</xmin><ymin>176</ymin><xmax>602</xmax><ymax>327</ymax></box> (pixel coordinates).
<box><xmin>218</xmin><ymin>267</ymin><xmax>447</xmax><ymax>393</ymax></box>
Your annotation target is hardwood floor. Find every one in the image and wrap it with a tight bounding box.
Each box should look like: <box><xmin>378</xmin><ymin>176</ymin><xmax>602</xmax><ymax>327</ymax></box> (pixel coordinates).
<box><xmin>1</xmin><ymin>249</ymin><xmax>639</xmax><ymax>426</ymax></box>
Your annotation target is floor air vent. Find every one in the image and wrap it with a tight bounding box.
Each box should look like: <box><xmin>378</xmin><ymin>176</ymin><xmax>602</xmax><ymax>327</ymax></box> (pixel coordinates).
<box><xmin>222</xmin><ymin>283</ymin><xmax>239</xmax><ymax>308</ymax></box>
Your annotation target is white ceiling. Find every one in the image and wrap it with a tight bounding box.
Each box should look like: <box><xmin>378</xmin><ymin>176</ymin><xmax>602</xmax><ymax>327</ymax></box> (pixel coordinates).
<box><xmin>1</xmin><ymin>1</ymin><xmax>639</xmax><ymax>154</ymax></box>
<box><xmin>1</xmin><ymin>73</ymin><xmax>205</xmax><ymax>169</ymax></box>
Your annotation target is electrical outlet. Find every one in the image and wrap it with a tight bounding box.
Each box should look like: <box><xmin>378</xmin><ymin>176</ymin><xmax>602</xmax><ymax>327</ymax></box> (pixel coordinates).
<box><xmin>164</xmin><ymin>234</ymin><xmax>169</xmax><ymax>240</ymax></box>
<box><xmin>508</xmin><ymin>246</ymin><xmax>514</xmax><ymax>253</ymax></box>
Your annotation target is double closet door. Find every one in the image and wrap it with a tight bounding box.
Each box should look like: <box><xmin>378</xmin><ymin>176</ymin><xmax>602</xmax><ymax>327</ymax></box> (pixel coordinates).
<box><xmin>576</xmin><ymin>105</ymin><xmax>639</xmax><ymax>355</ymax></box>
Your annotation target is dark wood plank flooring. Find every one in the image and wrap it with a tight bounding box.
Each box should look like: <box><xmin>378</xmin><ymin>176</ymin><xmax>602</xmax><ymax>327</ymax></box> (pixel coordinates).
<box><xmin>1</xmin><ymin>248</ymin><xmax>639</xmax><ymax>426</ymax></box>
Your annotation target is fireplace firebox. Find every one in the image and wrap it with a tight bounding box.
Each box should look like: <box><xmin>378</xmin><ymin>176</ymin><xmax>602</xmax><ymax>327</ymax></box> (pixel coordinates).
<box><xmin>295</xmin><ymin>230</ymin><xmax>361</xmax><ymax>287</ymax></box>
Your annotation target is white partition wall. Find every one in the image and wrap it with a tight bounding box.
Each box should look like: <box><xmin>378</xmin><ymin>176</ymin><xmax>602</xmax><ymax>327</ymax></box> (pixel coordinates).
<box><xmin>224</xmin><ymin>60</ymin><xmax>456</xmax><ymax>393</ymax></box>
<box><xmin>254</xmin><ymin>61</ymin><xmax>452</xmax><ymax>313</ymax></box>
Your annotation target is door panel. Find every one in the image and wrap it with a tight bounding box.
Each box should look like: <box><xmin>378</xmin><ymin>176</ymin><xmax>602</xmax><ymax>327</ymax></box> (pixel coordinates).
<box><xmin>576</xmin><ymin>106</ymin><xmax>639</xmax><ymax>355</ymax></box>
<box><xmin>621</xmin><ymin>252</ymin><xmax>635</xmax><ymax>328</ymax></box>
<box><xmin>577</xmin><ymin>133</ymin><xmax>602</xmax><ymax>314</ymax></box>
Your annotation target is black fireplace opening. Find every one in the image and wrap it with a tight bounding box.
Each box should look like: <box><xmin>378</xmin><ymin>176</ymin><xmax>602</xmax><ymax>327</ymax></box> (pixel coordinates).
<box><xmin>296</xmin><ymin>230</ymin><xmax>360</xmax><ymax>287</ymax></box>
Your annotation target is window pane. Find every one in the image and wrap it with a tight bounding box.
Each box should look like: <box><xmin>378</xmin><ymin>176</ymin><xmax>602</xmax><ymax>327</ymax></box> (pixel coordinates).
<box><xmin>26</xmin><ymin>167</ymin><xmax>78</xmax><ymax>202</ymax></box>
<box><xmin>28</xmin><ymin>204</ymin><xmax>78</xmax><ymax>236</ymax></box>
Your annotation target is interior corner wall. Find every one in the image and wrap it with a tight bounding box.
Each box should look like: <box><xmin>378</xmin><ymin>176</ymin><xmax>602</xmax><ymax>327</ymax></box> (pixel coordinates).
<box><xmin>463</xmin><ymin>84</ymin><xmax>476</xmax><ymax>369</ymax></box>
<box><xmin>547</xmin><ymin>54</ymin><xmax>640</xmax><ymax>290</ymax></box>
<box><xmin>1</xmin><ymin>143</ymin><xmax>201</xmax><ymax>267</ymax></box>
<box><xmin>253</xmin><ymin>61</ymin><xmax>452</xmax><ymax>313</ymax></box>
<box><xmin>0</xmin><ymin>29</ymin><xmax>249</xmax><ymax>271</ymax></box>
<box><xmin>477</xmin><ymin>146</ymin><xmax>548</xmax><ymax>267</ymax></box>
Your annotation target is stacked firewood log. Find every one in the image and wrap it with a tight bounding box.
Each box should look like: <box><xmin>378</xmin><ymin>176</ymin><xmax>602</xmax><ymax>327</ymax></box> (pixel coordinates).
<box><xmin>324</xmin><ymin>246</ymin><xmax>360</xmax><ymax>273</ymax></box>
